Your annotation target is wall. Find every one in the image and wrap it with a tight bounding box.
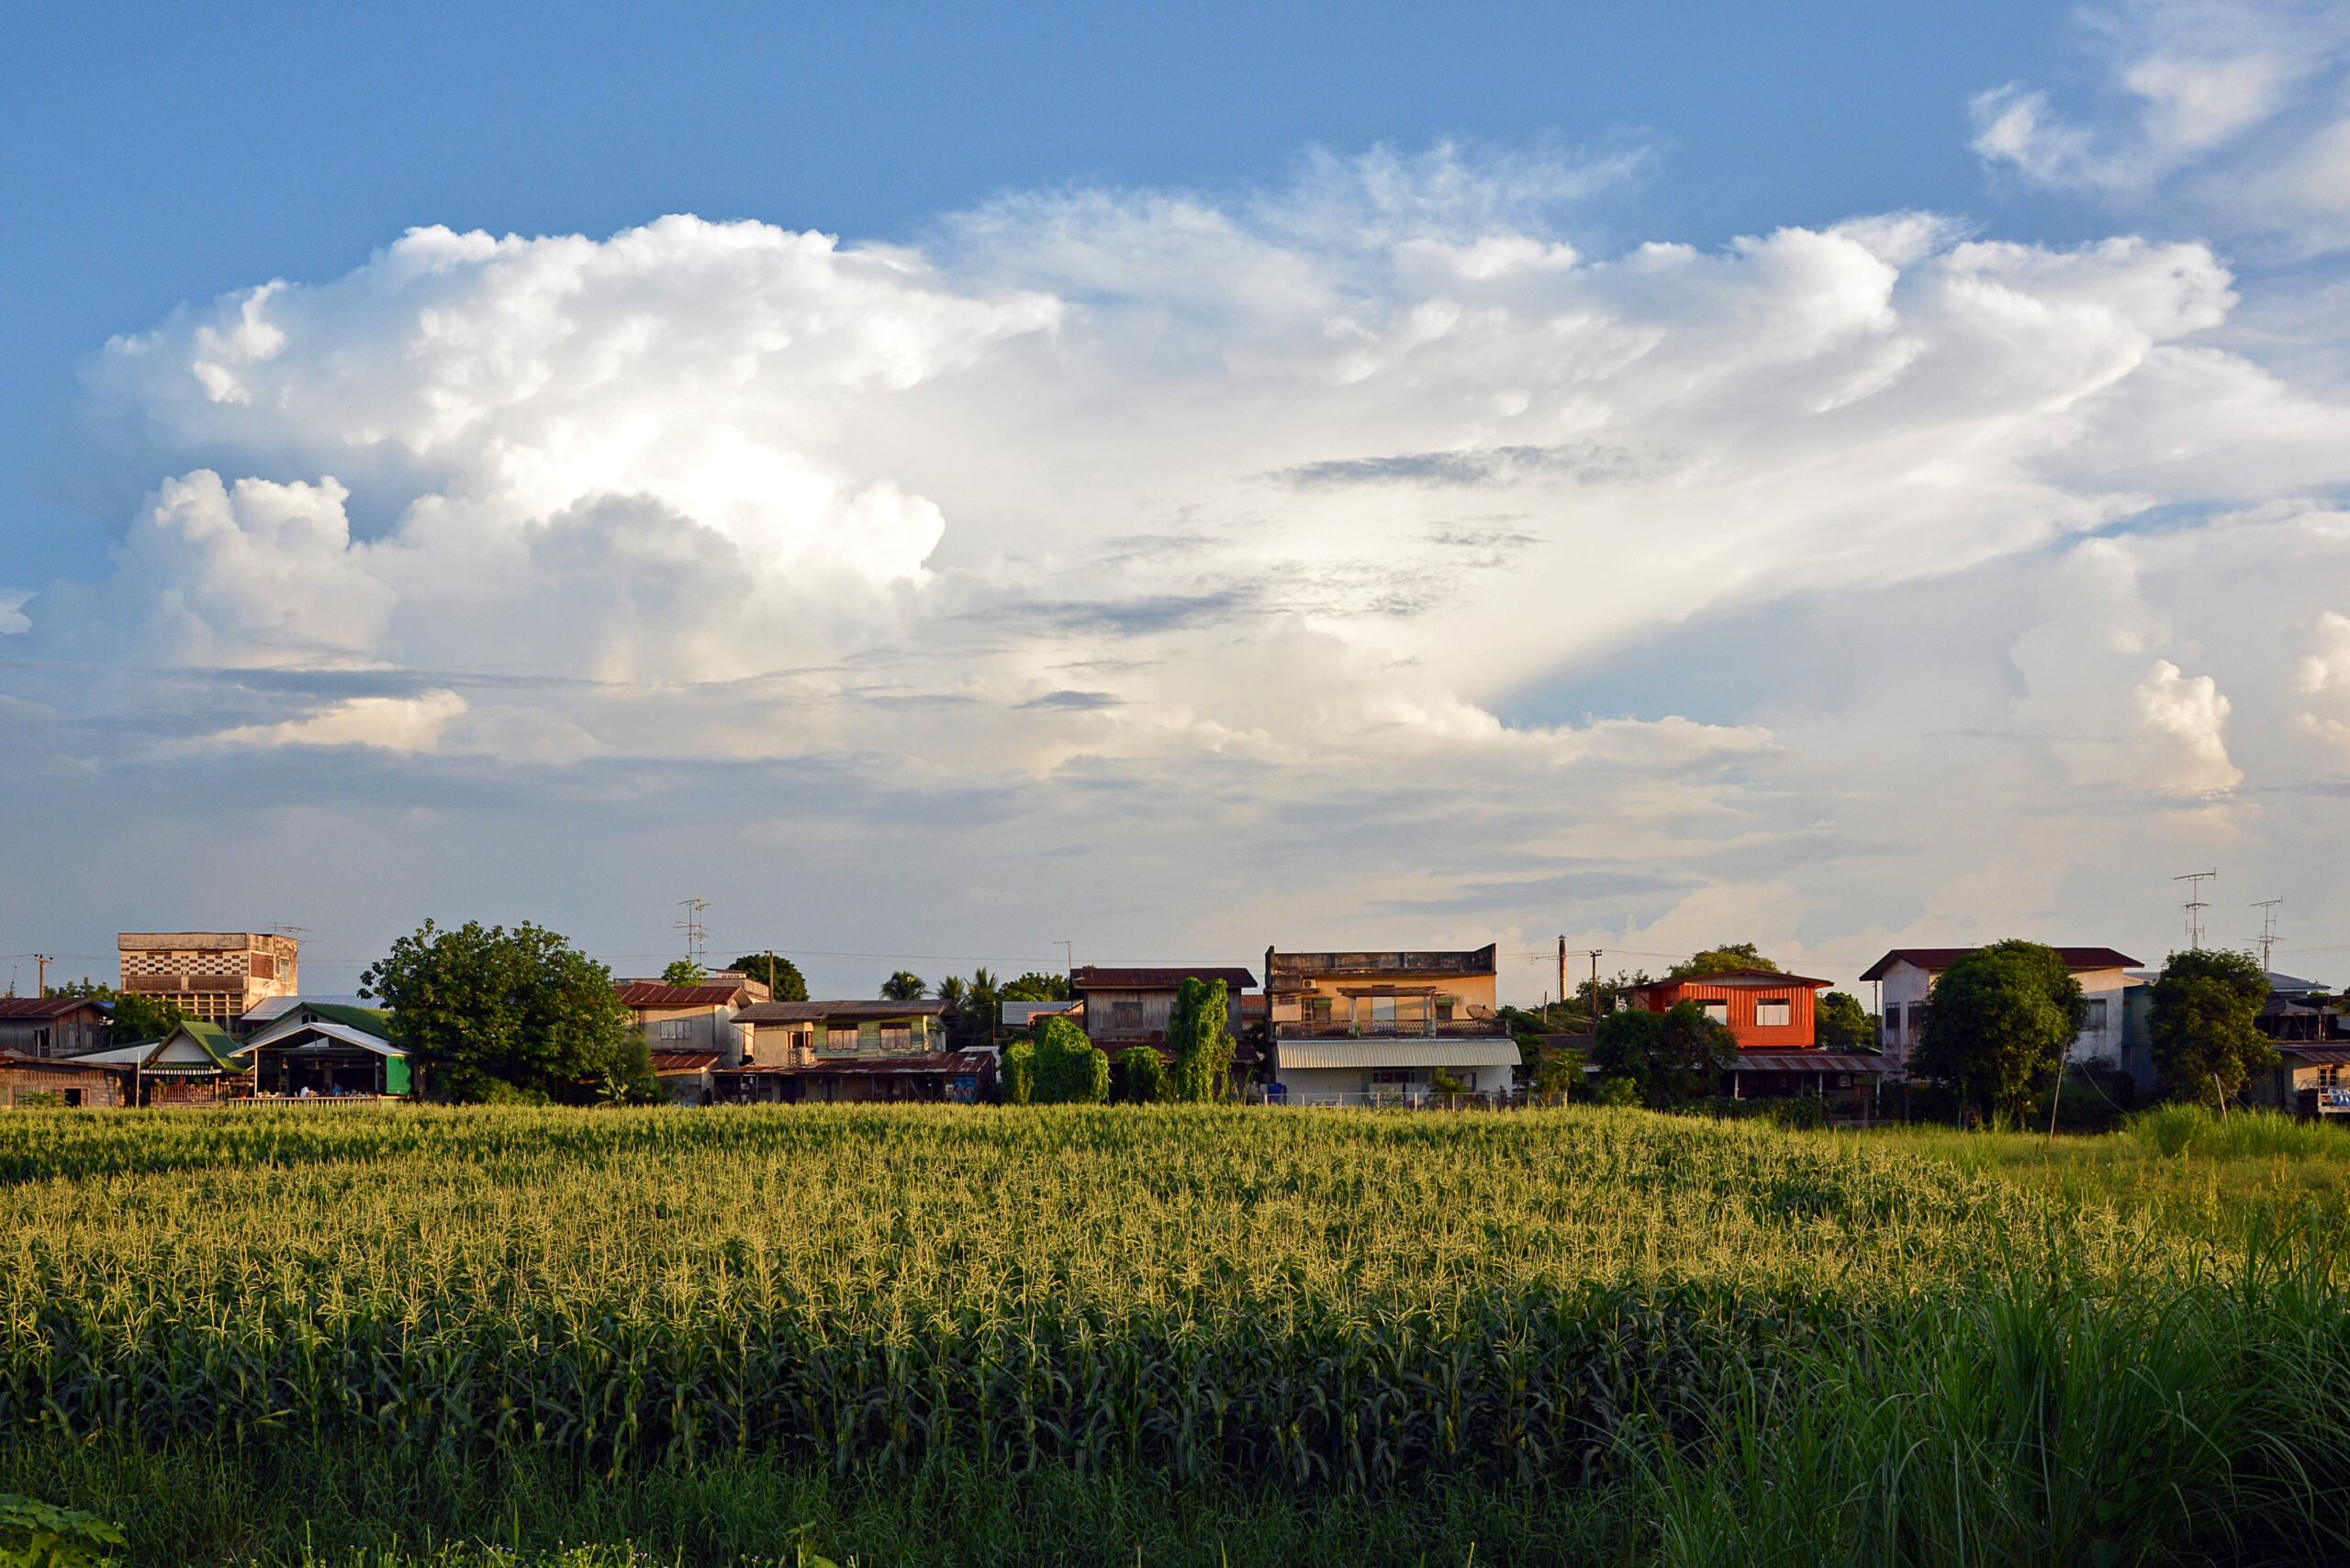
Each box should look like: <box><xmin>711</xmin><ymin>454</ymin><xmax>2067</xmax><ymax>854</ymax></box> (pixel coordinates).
<box><xmin>1</xmin><ymin>1063</ymin><xmax>127</xmax><ymax>1108</ymax></box>
<box><xmin>1639</xmin><ymin>980</ymin><xmax>1817</xmax><ymax>1050</ymax></box>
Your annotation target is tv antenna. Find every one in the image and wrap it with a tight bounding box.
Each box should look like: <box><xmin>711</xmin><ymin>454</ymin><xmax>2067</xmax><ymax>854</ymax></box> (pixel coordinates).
<box><xmin>675</xmin><ymin>899</ymin><xmax>710</xmax><ymax>965</ymax></box>
<box><xmin>2173</xmin><ymin>869</ymin><xmax>2217</xmax><ymax>949</ymax></box>
<box><xmin>2253</xmin><ymin>898</ymin><xmax>2284</xmax><ymax>973</ymax></box>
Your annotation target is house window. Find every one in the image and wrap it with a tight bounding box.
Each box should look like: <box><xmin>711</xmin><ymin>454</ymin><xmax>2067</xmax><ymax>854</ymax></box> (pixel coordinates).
<box><xmin>2084</xmin><ymin>999</ymin><xmax>2109</xmax><ymax>1032</ymax></box>
<box><xmin>1907</xmin><ymin>1003</ymin><xmax>1927</xmax><ymax>1033</ymax></box>
<box><xmin>658</xmin><ymin>1018</ymin><xmax>691</xmax><ymax>1039</ymax></box>
<box><xmin>1111</xmin><ymin>1001</ymin><xmax>1144</xmax><ymax>1031</ymax></box>
<box><xmin>1435</xmin><ymin>996</ymin><xmax>1457</xmax><ymax>1022</ymax></box>
<box><xmin>879</xmin><ymin>1023</ymin><xmax>912</xmax><ymax>1054</ymax></box>
<box><xmin>2322</xmin><ymin>1066</ymin><xmax>2341</xmax><ymax>1088</ymax></box>
<box><xmin>1883</xmin><ymin>1010</ymin><xmax>1900</xmax><ymax>1036</ymax></box>
<box><xmin>1307</xmin><ymin>998</ymin><xmax>1334</xmax><ymax>1024</ymax></box>
<box><xmin>826</xmin><ymin>1025</ymin><xmax>857</xmax><ymax>1053</ymax></box>
<box><xmin>1701</xmin><ymin>1001</ymin><xmax>1729</xmax><ymax>1025</ymax></box>
<box><xmin>1754</xmin><ymin>1000</ymin><xmax>1791</xmax><ymax>1026</ymax></box>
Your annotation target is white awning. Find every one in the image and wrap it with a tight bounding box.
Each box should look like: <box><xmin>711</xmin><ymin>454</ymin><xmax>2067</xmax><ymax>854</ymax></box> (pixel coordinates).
<box><xmin>1276</xmin><ymin>1039</ymin><xmax>1520</xmax><ymax>1070</ymax></box>
<box><xmin>240</xmin><ymin>1021</ymin><xmax>405</xmax><ymax>1058</ymax></box>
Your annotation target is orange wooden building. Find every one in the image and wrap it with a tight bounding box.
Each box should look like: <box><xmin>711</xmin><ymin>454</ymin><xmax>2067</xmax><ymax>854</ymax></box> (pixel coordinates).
<box><xmin>1624</xmin><ymin>969</ymin><xmax>1833</xmax><ymax>1050</ymax></box>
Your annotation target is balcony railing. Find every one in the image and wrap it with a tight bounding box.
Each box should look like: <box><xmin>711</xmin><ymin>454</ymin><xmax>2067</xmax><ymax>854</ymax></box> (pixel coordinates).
<box><xmin>1274</xmin><ymin>1020</ymin><xmax>1506</xmax><ymax>1040</ymax></box>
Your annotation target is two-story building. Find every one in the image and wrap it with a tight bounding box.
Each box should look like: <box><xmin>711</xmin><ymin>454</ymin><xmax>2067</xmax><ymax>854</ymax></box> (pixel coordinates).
<box><xmin>1069</xmin><ymin>966</ymin><xmax>1259</xmax><ymax>1081</ymax></box>
<box><xmin>0</xmin><ymin>996</ymin><xmax>113</xmax><ymax>1058</ymax></box>
<box><xmin>719</xmin><ymin>1000</ymin><xmax>991</xmax><ymax>1103</ymax></box>
<box><xmin>1263</xmin><ymin>945</ymin><xmax>1519</xmax><ymax>1103</ymax></box>
<box><xmin>118</xmin><ymin>932</ymin><xmax>300</xmax><ymax>1025</ymax></box>
<box><xmin>615</xmin><ymin>979</ymin><xmax>761</xmax><ymax>1103</ymax></box>
<box><xmin>1624</xmin><ymin>969</ymin><xmax>1884</xmax><ymax>1104</ymax></box>
<box><xmin>1863</xmin><ymin>946</ymin><xmax>2140</xmax><ymax>1077</ymax></box>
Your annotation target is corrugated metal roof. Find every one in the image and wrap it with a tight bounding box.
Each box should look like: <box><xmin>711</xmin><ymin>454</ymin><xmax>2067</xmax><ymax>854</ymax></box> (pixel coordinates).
<box><xmin>1629</xmin><ymin>969</ymin><xmax>1833</xmax><ymax>993</ymax></box>
<box><xmin>1070</xmin><ymin>967</ymin><xmax>1257</xmax><ymax>991</ymax></box>
<box><xmin>739</xmin><ymin>1000</ymin><xmax>950</xmax><ymax>1023</ymax></box>
<box><xmin>2280</xmin><ymin>1045</ymin><xmax>2350</xmax><ymax>1064</ymax></box>
<box><xmin>0</xmin><ymin>996</ymin><xmax>110</xmax><ymax>1020</ymax></box>
<box><xmin>616</xmin><ymin>982</ymin><xmax>745</xmax><ymax>1008</ymax></box>
<box><xmin>1860</xmin><ymin>947</ymin><xmax>2141</xmax><ymax>980</ymax></box>
<box><xmin>1728</xmin><ymin>1053</ymin><xmax>1888</xmax><ymax>1073</ymax></box>
<box><xmin>241</xmin><ymin>1021</ymin><xmax>405</xmax><ymax>1058</ymax></box>
<box><xmin>1277</xmin><ymin>1039</ymin><xmax>1520</xmax><ymax>1070</ymax></box>
<box><xmin>650</xmin><ymin>1048</ymin><xmax>722</xmax><ymax>1071</ymax></box>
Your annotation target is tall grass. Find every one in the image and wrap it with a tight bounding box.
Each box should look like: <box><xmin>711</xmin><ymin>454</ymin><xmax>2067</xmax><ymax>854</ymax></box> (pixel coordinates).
<box><xmin>6</xmin><ymin>1103</ymin><xmax>2349</xmax><ymax>1564</ymax></box>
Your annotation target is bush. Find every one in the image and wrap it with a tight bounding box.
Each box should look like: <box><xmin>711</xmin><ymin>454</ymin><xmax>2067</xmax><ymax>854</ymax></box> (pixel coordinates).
<box><xmin>0</xmin><ymin>1494</ymin><xmax>126</xmax><ymax>1568</ymax></box>
<box><xmin>1113</xmin><ymin>1047</ymin><xmax>1168</xmax><ymax>1104</ymax></box>
<box><xmin>1033</xmin><ymin>1017</ymin><xmax>1109</xmax><ymax>1104</ymax></box>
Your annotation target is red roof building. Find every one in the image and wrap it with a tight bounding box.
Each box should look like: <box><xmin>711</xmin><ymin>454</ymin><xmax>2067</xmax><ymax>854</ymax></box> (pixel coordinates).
<box><xmin>1624</xmin><ymin>969</ymin><xmax>1834</xmax><ymax>1051</ymax></box>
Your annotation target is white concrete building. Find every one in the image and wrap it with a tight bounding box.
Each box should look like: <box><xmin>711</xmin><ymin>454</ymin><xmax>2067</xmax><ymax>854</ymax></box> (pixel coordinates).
<box><xmin>1862</xmin><ymin>946</ymin><xmax>2141</xmax><ymax>1076</ymax></box>
<box><xmin>1265</xmin><ymin>946</ymin><xmax>1519</xmax><ymax>1103</ymax></box>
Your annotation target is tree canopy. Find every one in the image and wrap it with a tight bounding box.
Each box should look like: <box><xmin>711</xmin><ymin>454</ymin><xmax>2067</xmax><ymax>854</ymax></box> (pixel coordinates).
<box><xmin>660</xmin><ymin>958</ymin><xmax>708</xmax><ymax>986</ymax></box>
<box><xmin>1000</xmin><ymin>972</ymin><xmax>1071</xmax><ymax>1002</ymax></box>
<box><xmin>1592</xmin><ymin>999</ymin><xmax>1736</xmax><ymax>1107</ymax></box>
<box><xmin>1114</xmin><ymin>1044</ymin><xmax>1169</xmax><ymax>1103</ymax></box>
<box><xmin>1815</xmin><ymin>991</ymin><xmax>1875</xmax><ymax>1053</ymax></box>
<box><xmin>1167</xmin><ymin>976</ymin><xmax>1236</xmax><ymax>1102</ymax></box>
<box><xmin>1031</xmin><ymin>1015</ymin><xmax>1110</xmax><ymax>1103</ymax></box>
<box><xmin>2150</xmin><ymin>947</ymin><xmax>2277</xmax><ymax>1110</ymax></box>
<box><xmin>1910</xmin><ymin>940</ymin><xmax>2084</xmax><ymax>1126</ymax></box>
<box><xmin>879</xmin><ymin>971</ymin><xmax>927</xmax><ymax>1002</ymax></box>
<box><xmin>360</xmin><ymin>919</ymin><xmax>659</xmax><ymax>1104</ymax></box>
<box><xmin>1668</xmin><ymin>944</ymin><xmax>1779</xmax><ymax>980</ymax></box>
<box><xmin>725</xmin><ymin>953</ymin><xmax>809</xmax><ymax>1002</ymax></box>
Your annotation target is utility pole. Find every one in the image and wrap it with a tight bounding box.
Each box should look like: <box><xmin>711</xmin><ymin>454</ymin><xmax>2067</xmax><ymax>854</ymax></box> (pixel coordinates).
<box><xmin>2173</xmin><ymin>870</ymin><xmax>2217</xmax><ymax>949</ymax></box>
<box><xmin>2253</xmin><ymin>898</ymin><xmax>2284</xmax><ymax>973</ymax></box>
<box><xmin>33</xmin><ymin>954</ymin><xmax>52</xmax><ymax>996</ymax></box>
<box><xmin>675</xmin><ymin>899</ymin><xmax>710</xmax><ymax>966</ymax></box>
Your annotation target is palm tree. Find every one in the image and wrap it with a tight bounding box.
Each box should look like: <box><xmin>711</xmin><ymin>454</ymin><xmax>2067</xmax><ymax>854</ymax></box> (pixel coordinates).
<box><xmin>879</xmin><ymin>970</ymin><xmax>927</xmax><ymax>1002</ymax></box>
<box><xmin>935</xmin><ymin>975</ymin><xmax>968</xmax><ymax>1010</ymax></box>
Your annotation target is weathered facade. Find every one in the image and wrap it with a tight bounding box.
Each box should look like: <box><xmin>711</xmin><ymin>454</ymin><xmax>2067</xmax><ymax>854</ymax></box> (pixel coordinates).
<box><xmin>616</xmin><ymin>980</ymin><xmax>756</xmax><ymax>1102</ymax></box>
<box><xmin>0</xmin><ymin>1048</ymin><xmax>129</xmax><ymax>1108</ymax></box>
<box><xmin>1265</xmin><ymin>946</ymin><xmax>1518</xmax><ymax>1102</ymax></box>
<box><xmin>1863</xmin><ymin>946</ymin><xmax>2140</xmax><ymax>1076</ymax></box>
<box><xmin>1625</xmin><ymin>969</ymin><xmax>1831</xmax><ymax>1050</ymax></box>
<box><xmin>118</xmin><ymin>932</ymin><xmax>300</xmax><ymax>1025</ymax></box>
<box><xmin>1069</xmin><ymin>966</ymin><xmax>1257</xmax><ymax>1077</ymax></box>
<box><xmin>721</xmin><ymin>1001</ymin><xmax>985</xmax><ymax>1102</ymax></box>
<box><xmin>0</xmin><ymin>995</ymin><xmax>113</xmax><ymax>1058</ymax></box>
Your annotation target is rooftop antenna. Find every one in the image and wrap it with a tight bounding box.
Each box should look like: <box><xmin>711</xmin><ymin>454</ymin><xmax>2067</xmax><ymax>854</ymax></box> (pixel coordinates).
<box><xmin>675</xmin><ymin>899</ymin><xmax>710</xmax><ymax>966</ymax></box>
<box><xmin>2174</xmin><ymin>869</ymin><xmax>2218</xmax><ymax>949</ymax></box>
<box><xmin>2253</xmin><ymin>898</ymin><xmax>2284</xmax><ymax>973</ymax></box>
<box><xmin>1057</xmin><ymin>940</ymin><xmax>1073</xmax><ymax>980</ymax></box>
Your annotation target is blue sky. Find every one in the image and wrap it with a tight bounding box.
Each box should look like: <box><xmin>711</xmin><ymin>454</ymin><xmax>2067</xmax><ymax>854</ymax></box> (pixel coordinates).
<box><xmin>6</xmin><ymin>0</ymin><xmax>2350</xmax><ymax>999</ymax></box>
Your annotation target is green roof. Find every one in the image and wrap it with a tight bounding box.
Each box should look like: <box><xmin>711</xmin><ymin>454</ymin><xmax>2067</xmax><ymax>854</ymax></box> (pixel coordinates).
<box><xmin>297</xmin><ymin>1002</ymin><xmax>394</xmax><ymax>1038</ymax></box>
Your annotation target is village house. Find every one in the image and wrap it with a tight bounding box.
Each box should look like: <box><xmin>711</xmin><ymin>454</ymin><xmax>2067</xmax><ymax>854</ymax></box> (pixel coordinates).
<box><xmin>0</xmin><ymin>1048</ymin><xmax>131</xmax><ymax>1108</ymax></box>
<box><xmin>238</xmin><ymin>1002</ymin><xmax>408</xmax><ymax>1098</ymax></box>
<box><xmin>70</xmin><ymin>1021</ymin><xmax>248</xmax><ymax>1104</ymax></box>
<box><xmin>614</xmin><ymin>977</ymin><xmax>763</xmax><ymax>1103</ymax></box>
<box><xmin>1624</xmin><ymin>969</ymin><xmax>1886</xmax><ymax>1107</ymax></box>
<box><xmin>1069</xmin><ymin>965</ymin><xmax>1259</xmax><ymax>1079</ymax></box>
<box><xmin>0</xmin><ymin>995</ymin><xmax>112</xmax><ymax>1058</ymax></box>
<box><xmin>118</xmin><ymin>932</ymin><xmax>300</xmax><ymax>1026</ymax></box>
<box><xmin>1863</xmin><ymin>946</ymin><xmax>2140</xmax><ymax>1078</ymax></box>
<box><xmin>1263</xmin><ymin>945</ymin><xmax>1520</xmax><ymax>1103</ymax></box>
<box><xmin>719</xmin><ymin>1000</ymin><xmax>991</xmax><ymax>1103</ymax></box>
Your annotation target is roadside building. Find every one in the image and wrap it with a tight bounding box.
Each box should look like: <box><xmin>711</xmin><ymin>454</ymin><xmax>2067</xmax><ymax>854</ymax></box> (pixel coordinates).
<box><xmin>239</xmin><ymin>1003</ymin><xmax>408</xmax><ymax>1098</ymax></box>
<box><xmin>1263</xmin><ymin>945</ymin><xmax>1520</xmax><ymax>1103</ymax></box>
<box><xmin>70</xmin><ymin>1022</ymin><xmax>249</xmax><ymax>1104</ymax></box>
<box><xmin>1</xmin><ymin>1049</ymin><xmax>130</xmax><ymax>1108</ymax></box>
<box><xmin>720</xmin><ymin>1000</ymin><xmax>989</xmax><ymax>1103</ymax></box>
<box><xmin>0</xmin><ymin>995</ymin><xmax>112</xmax><ymax>1058</ymax></box>
<box><xmin>1624</xmin><ymin>969</ymin><xmax>1886</xmax><ymax>1108</ymax></box>
<box><xmin>118</xmin><ymin>932</ymin><xmax>300</xmax><ymax>1025</ymax></box>
<box><xmin>1863</xmin><ymin>946</ymin><xmax>2140</xmax><ymax>1077</ymax></box>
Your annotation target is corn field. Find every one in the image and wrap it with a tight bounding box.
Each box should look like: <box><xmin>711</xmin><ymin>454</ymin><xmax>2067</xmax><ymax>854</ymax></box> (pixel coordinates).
<box><xmin>0</xmin><ymin>1105</ymin><xmax>2264</xmax><ymax>1487</ymax></box>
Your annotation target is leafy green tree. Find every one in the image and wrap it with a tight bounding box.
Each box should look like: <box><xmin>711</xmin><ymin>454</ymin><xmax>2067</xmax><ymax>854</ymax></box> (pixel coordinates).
<box><xmin>1816</xmin><ymin>991</ymin><xmax>1875</xmax><ymax>1053</ymax></box>
<box><xmin>1032</xmin><ymin>1015</ymin><xmax>1109</xmax><ymax>1103</ymax></box>
<box><xmin>2150</xmin><ymin>947</ymin><xmax>2277</xmax><ymax>1110</ymax></box>
<box><xmin>1114</xmin><ymin>1045</ymin><xmax>1169</xmax><ymax>1103</ymax></box>
<box><xmin>360</xmin><ymin>919</ymin><xmax>658</xmax><ymax>1104</ymax></box>
<box><xmin>1000</xmin><ymin>971</ymin><xmax>1071</xmax><ymax>1002</ymax></box>
<box><xmin>1530</xmin><ymin>1037</ymin><xmax>1583</xmax><ymax>1100</ymax></box>
<box><xmin>725</xmin><ymin>953</ymin><xmax>809</xmax><ymax>1002</ymax></box>
<box><xmin>1573</xmin><ymin>968</ymin><xmax>1653</xmax><ymax>1020</ymax></box>
<box><xmin>1166</xmin><ymin>976</ymin><xmax>1236</xmax><ymax>1102</ymax></box>
<box><xmin>1911</xmin><ymin>940</ymin><xmax>2085</xmax><ymax>1126</ymax></box>
<box><xmin>1000</xmin><ymin>1038</ymin><xmax>1035</xmax><ymax>1104</ymax></box>
<box><xmin>934</xmin><ymin>975</ymin><xmax>968</xmax><ymax>1011</ymax></box>
<box><xmin>1592</xmin><ymin>1000</ymin><xmax>1737</xmax><ymax>1107</ymax></box>
<box><xmin>879</xmin><ymin>970</ymin><xmax>927</xmax><ymax>1002</ymax></box>
<box><xmin>1669</xmin><ymin>944</ymin><xmax>1779</xmax><ymax>979</ymax></box>
<box><xmin>661</xmin><ymin>958</ymin><xmax>708</xmax><ymax>986</ymax></box>
<box><xmin>1427</xmin><ymin>1068</ymin><xmax>1471</xmax><ymax>1095</ymax></box>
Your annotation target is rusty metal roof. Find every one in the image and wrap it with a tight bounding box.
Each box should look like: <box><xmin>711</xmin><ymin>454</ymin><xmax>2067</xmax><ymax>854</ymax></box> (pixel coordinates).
<box><xmin>2279</xmin><ymin>1045</ymin><xmax>2350</xmax><ymax>1064</ymax></box>
<box><xmin>0</xmin><ymin>996</ymin><xmax>110</xmax><ymax>1020</ymax></box>
<box><xmin>1071</xmin><ymin>967</ymin><xmax>1257</xmax><ymax>992</ymax></box>
<box><xmin>615</xmin><ymin>982</ymin><xmax>746</xmax><ymax>1008</ymax></box>
<box><xmin>738</xmin><ymin>1000</ymin><xmax>950</xmax><ymax>1023</ymax></box>
<box><xmin>1727</xmin><ymin>1052</ymin><xmax>1888</xmax><ymax>1073</ymax></box>
<box><xmin>1628</xmin><ymin>969</ymin><xmax>1834</xmax><ymax>994</ymax></box>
